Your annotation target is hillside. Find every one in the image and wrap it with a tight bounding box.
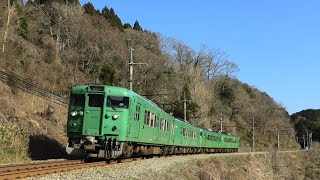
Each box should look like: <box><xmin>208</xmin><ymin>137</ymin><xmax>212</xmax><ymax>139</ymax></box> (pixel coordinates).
<box><xmin>291</xmin><ymin>109</ymin><xmax>320</xmax><ymax>148</ymax></box>
<box><xmin>0</xmin><ymin>1</ymin><xmax>299</xmax><ymax>163</ymax></box>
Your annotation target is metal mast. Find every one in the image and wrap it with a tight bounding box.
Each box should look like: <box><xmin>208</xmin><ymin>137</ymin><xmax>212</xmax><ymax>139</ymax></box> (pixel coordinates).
<box><xmin>252</xmin><ymin>117</ymin><xmax>255</xmax><ymax>151</ymax></box>
<box><xmin>129</xmin><ymin>48</ymin><xmax>134</xmax><ymax>90</ymax></box>
<box><xmin>128</xmin><ymin>48</ymin><xmax>147</xmax><ymax>91</ymax></box>
<box><xmin>184</xmin><ymin>92</ymin><xmax>187</xmax><ymax>121</ymax></box>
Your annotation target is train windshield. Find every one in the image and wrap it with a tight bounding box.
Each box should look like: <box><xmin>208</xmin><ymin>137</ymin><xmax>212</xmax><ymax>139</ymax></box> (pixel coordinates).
<box><xmin>70</xmin><ymin>94</ymin><xmax>85</xmax><ymax>106</ymax></box>
<box><xmin>107</xmin><ymin>96</ymin><xmax>129</xmax><ymax>109</ymax></box>
<box><xmin>88</xmin><ymin>94</ymin><xmax>104</xmax><ymax>107</ymax></box>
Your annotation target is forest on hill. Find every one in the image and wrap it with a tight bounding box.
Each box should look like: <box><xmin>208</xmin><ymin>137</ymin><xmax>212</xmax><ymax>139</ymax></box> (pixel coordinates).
<box><xmin>291</xmin><ymin>109</ymin><xmax>320</xmax><ymax>148</ymax></box>
<box><xmin>0</xmin><ymin>0</ymin><xmax>299</xmax><ymax>163</ymax></box>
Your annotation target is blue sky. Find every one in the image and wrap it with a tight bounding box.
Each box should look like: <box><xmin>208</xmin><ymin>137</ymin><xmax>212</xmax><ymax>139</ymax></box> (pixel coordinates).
<box><xmin>81</xmin><ymin>0</ymin><xmax>320</xmax><ymax>114</ymax></box>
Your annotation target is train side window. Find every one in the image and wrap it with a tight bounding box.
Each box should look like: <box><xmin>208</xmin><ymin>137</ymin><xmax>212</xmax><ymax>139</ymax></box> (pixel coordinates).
<box><xmin>182</xmin><ymin>128</ymin><xmax>188</xmax><ymax>137</ymax></box>
<box><xmin>135</xmin><ymin>105</ymin><xmax>140</xmax><ymax>121</ymax></box>
<box><xmin>165</xmin><ymin>120</ymin><xmax>168</xmax><ymax>131</ymax></box>
<box><xmin>149</xmin><ymin>113</ymin><xmax>155</xmax><ymax>127</ymax></box>
<box><xmin>144</xmin><ymin>110</ymin><xmax>150</xmax><ymax>125</ymax></box>
<box><xmin>200</xmin><ymin>132</ymin><xmax>203</xmax><ymax>137</ymax></box>
<box><xmin>192</xmin><ymin>131</ymin><xmax>196</xmax><ymax>138</ymax></box>
<box><xmin>107</xmin><ymin>96</ymin><xmax>129</xmax><ymax>109</ymax></box>
<box><xmin>161</xmin><ymin>118</ymin><xmax>167</xmax><ymax>131</ymax></box>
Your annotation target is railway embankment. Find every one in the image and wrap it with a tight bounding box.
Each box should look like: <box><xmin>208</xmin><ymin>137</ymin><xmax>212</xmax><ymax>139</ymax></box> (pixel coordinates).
<box><xmin>27</xmin><ymin>149</ymin><xmax>320</xmax><ymax>180</ymax></box>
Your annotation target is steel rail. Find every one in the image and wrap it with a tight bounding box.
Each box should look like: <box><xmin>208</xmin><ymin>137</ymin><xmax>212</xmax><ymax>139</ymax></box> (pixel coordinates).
<box><xmin>0</xmin><ymin>160</ymin><xmax>105</xmax><ymax>180</ymax></box>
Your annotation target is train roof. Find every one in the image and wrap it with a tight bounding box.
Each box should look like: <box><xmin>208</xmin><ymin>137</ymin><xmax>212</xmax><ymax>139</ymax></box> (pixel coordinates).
<box><xmin>71</xmin><ymin>84</ymin><xmax>160</xmax><ymax>108</ymax></box>
<box><xmin>71</xmin><ymin>85</ymin><xmax>239</xmax><ymax>138</ymax></box>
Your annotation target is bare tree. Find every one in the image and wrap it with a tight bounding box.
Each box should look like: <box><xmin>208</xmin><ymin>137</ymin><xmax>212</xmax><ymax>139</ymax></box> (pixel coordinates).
<box><xmin>203</xmin><ymin>49</ymin><xmax>239</xmax><ymax>80</ymax></box>
<box><xmin>2</xmin><ymin>0</ymin><xmax>17</xmax><ymax>53</ymax></box>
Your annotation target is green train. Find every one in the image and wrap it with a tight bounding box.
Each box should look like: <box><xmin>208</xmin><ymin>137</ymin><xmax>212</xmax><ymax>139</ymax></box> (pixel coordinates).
<box><xmin>66</xmin><ymin>85</ymin><xmax>239</xmax><ymax>159</ymax></box>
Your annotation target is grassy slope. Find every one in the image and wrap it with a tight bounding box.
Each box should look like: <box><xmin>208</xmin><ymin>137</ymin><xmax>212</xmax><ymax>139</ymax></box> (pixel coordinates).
<box><xmin>140</xmin><ymin>149</ymin><xmax>320</xmax><ymax>179</ymax></box>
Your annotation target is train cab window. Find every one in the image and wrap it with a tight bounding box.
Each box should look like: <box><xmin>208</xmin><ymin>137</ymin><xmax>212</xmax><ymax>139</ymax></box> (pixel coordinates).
<box><xmin>88</xmin><ymin>94</ymin><xmax>104</xmax><ymax>107</ymax></box>
<box><xmin>70</xmin><ymin>94</ymin><xmax>85</xmax><ymax>106</ymax></box>
<box><xmin>107</xmin><ymin>96</ymin><xmax>129</xmax><ymax>109</ymax></box>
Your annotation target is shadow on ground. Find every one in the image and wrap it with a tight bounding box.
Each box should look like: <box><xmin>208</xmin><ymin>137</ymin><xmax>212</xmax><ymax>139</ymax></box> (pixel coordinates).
<box><xmin>28</xmin><ymin>134</ymin><xmax>67</xmax><ymax>160</ymax></box>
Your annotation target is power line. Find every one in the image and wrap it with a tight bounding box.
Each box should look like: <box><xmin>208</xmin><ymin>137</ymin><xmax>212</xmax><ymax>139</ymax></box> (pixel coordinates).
<box><xmin>0</xmin><ymin>67</ymin><xmax>68</xmax><ymax>106</ymax></box>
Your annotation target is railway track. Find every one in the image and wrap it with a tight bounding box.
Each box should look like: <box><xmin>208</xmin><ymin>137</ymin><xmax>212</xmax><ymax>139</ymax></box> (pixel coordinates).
<box><xmin>0</xmin><ymin>160</ymin><xmax>107</xmax><ymax>180</ymax></box>
<box><xmin>0</xmin><ymin>153</ymin><xmax>231</xmax><ymax>179</ymax></box>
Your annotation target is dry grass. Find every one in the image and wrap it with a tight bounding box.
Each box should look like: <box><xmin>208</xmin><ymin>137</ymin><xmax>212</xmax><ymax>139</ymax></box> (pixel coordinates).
<box><xmin>0</xmin><ymin>113</ymin><xmax>30</xmax><ymax>164</ymax></box>
<box><xmin>136</xmin><ymin>151</ymin><xmax>320</xmax><ymax>180</ymax></box>
<box><xmin>0</xmin><ymin>81</ymin><xmax>68</xmax><ymax>163</ymax></box>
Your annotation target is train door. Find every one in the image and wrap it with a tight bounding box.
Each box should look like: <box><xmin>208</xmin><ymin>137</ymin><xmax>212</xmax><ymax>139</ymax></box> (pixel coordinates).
<box><xmin>154</xmin><ymin>114</ymin><xmax>160</xmax><ymax>141</ymax></box>
<box><xmin>129</xmin><ymin>100</ymin><xmax>140</xmax><ymax>138</ymax></box>
<box><xmin>82</xmin><ymin>93</ymin><xmax>104</xmax><ymax>136</ymax></box>
<box><xmin>199</xmin><ymin>129</ymin><xmax>203</xmax><ymax>148</ymax></box>
<box><xmin>139</xmin><ymin>109</ymin><xmax>156</xmax><ymax>142</ymax></box>
<box><xmin>169</xmin><ymin>121</ymin><xmax>175</xmax><ymax>145</ymax></box>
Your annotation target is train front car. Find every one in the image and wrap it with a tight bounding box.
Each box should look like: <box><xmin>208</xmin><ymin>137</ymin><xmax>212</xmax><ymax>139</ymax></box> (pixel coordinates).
<box><xmin>66</xmin><ymin>85</ymin><xmax>129</xmax><ymax>159</ymax></box>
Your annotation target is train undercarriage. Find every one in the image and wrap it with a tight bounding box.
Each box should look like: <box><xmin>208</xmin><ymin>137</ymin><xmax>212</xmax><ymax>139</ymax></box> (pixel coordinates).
<box><xmin>66</xmin><ymin>137</ymin><xmax>239</xmax><ymax>161</ymax></box>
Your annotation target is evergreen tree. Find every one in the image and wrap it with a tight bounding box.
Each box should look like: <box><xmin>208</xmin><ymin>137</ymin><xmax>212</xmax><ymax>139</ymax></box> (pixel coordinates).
<box><xmin>33</xmin><ymin>0</ymin><xmax>41</xmax><ymax>4</ymax></box>
<box><xmin>18</xmin><ymin>14</ymin><xmax>29</xmax><ymax>40</ymax></box>
<box><xmin>83</xmin><ymin>2</ymin><xmax>98</xmax><ymax>16</ymax></box>
<box><xmin>99</xmin><ymin>64</ymin><xmax>116</xmax><ymax>85</ymax></box>
<box><xmin>172</xmin><ymin>84</ymin><xmax>199</xmax><ymax>120</ymax></box>
<box><xmin>114</xmin><ymin>14</ymin><xmax>123</xmax><ymax>31</ymax></box>
<box><xmin>67</xmin><ymin>0</ymin><xmax>79</xmax><ymax>6</ymax></box>
<box><xmin>133</xmin><ymin>20</ymin><xmax>142</xmax><ymax>31</ymax></box>
<box><xmin>123</xmin><ymin>23</ymin><xmax>132</xmax><ymax>29</ymax></box>
<box><xmin>102</xmin><ymin>6</ymin><xmax>111</xmax><ymax>20</ymax></box>
<box><xmin>35</xmin><ymin>0</ymin><xmax>66</xmax><ymax>4</ymax></box>
<box><xmin>102</xmin><ymin>7</ymin><xmax>123</xmax><ymax>31</ymax></box>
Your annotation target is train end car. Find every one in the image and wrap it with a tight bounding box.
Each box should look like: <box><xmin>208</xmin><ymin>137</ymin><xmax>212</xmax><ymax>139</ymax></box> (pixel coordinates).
<box><xmin>66</xmin><ymin>85</ymin><xmax>133</xmax><ymax>159</ymax></box>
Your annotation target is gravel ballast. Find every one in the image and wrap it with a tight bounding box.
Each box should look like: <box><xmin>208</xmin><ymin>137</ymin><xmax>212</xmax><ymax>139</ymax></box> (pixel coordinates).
<box><xmin>28</xmin><ymin>153</ymin><xmax>240</xmax><ymax>180</ymax></box>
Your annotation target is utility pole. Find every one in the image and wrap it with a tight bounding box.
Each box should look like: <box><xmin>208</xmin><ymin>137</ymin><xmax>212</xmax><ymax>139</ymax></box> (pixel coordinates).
<box><xmin>183</xmin><ymin>92</ymin><xmax>187</xmax><ymax>122</ymax></box>
<box><xmin>220</xmin><ymin>111</ymin><xmax>223</xmax><ymax>132</ymax></box>
<box><xmin>303</xmin><ymin>134</ymin><xmax>305</xmax><ymax>150</ymax></box>
<box><xmin>310</xmin><ymin>131</ymin><xmax>312</xmax><ymax>149</ymax></box>
<box><xmin>306</xmin><ymin>130</ymin><xmax>309</xmax><ymax>150</ymax></box>
<box><xmin>129</xmin><ymin>48</ymin><xmax>134</xmax><ymax>90</ymax></box>
<box><xmin>277</xmin><ymin>129</ymin><xmax>280</xmax><ymax>151</ymax></box>
<box><xmin>128</xmin><ymin>48</ymin><xmax>147</xmax><ymax>91</ymax></box>
<box><xmin>252</xmin><ymin>117</ymin><xmax>255</xmax><ymax>152</ymax></box>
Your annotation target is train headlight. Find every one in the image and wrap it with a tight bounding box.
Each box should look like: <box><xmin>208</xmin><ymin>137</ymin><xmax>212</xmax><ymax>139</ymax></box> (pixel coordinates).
<box><xmin>79</xmin><ymin>111</ymin><xmax>84</xmax><ymax>116</ymax></box>
<box><xmin>112</xmin><ymin>114</ymin><xmax>119</xmax><ymax>120</ymax></box>
<box><xmin>70</xmin><ymin>111</ymin><xmax>78</xmax><ymax>117</ymax></box>
<box><xmin>105</xmin><ymin>112</ymin><xmax>111</xmax><ymax>118</ymax></box>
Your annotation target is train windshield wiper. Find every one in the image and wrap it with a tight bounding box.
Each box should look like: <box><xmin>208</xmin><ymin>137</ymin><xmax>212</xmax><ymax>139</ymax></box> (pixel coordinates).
<box><xmin>111</xmin><ymin>105</ymin><xmax>117</xmax><ymax>110</ymax></box>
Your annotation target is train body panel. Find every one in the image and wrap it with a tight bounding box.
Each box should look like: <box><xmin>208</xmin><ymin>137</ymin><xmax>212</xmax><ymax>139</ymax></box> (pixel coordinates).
<box><xmin>66</xmin><ymin>85</ymin><xmax>240</xmax><ymax>159</ymax></box>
